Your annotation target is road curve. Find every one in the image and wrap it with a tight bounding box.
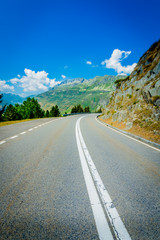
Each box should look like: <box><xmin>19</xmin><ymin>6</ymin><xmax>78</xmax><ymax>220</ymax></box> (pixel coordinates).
<box><xmin>0</xmin><ymin>114</ymin><xmax>160</xmax><ymax>240</ymax></box>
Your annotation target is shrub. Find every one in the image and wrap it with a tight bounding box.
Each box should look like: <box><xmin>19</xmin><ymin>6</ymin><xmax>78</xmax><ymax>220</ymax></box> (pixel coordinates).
<box><xmin>114</xmin><ymin>77</ymin><xmax>128</xmax><ymax>89</ymax></box>
<box><xmin>133</xmin><ymin>100</ymin><xmax>139</xmax><ymax>105</ymax></box>
<box><xmin>127</xmin><ymin>94</ymin><xmax>132</xmax><ymax>99</ymax></box>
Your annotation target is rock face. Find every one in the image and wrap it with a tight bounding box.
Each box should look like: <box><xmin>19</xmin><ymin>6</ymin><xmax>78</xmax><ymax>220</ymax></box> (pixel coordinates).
<box><xmin>103</xmin><ymin>40</ymin><xmax>160</xmax><ymax>134</ymax></box>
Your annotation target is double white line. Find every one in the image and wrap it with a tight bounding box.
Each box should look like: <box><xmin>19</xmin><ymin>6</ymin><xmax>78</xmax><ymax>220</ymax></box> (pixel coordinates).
<box><xmin>76</xmin><ymin>116</ymin><xmax>131</xmax><ymax>240</ymax></box>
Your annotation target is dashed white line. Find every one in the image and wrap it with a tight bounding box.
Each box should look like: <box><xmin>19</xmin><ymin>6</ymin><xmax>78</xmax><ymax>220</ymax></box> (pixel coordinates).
<box><xmin>10</xmin><ymin>135</ymin><xmax>18</xmax><ymax>140</ymax></box>
<box><xmin>28</xmin><ymin>128</ymin><xmax>33</xmax><ymax>131</ymax></box>
<box><xmin>76</xmin><ymin>116</ymin><xmax>132</xmax><ymax>240</ymax></box>
<box><xmin>0</xmin><ymin>118</ymin><xmax>62</xmax><ymax>145</ymax></box>
<box><xmin>20</xmin><ymin>131</ymin><xmax>26</xmax><ymax>135</ymax></box>
<box><xmin>95</xmin><ymin>117</ymin><xmax>160</xmax><ymax>152</ymax></box>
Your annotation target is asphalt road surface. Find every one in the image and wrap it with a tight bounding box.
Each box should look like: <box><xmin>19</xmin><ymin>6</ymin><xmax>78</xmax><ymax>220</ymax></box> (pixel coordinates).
<box><xmin>0</xmin><ymin>114</ymin><xmax>160</xmax><ymax>240</ymax></box>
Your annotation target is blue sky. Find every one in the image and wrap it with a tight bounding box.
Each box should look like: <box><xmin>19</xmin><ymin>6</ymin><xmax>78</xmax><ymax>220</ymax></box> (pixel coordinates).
<box><xmin>0</xmin><ymin>0</ymin><xmax>159</xmax><ymax>96</ymax></box>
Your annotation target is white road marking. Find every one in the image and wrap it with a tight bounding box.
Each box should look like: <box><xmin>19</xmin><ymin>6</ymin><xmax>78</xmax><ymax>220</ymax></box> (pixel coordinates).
<box><xmin>10</xmin><ymin>135</ymin><xmax>18</xmax><ymax>139</ymax></box>
<box><xmin>76</xmin><ymin>117</ymin><xmax>114</xmax><ymax>240</ymax></box>
<box><xmin>76</xmin><ymin>116</ymin><xmax>132</xmax><ymax>240</ymax></box>
<box><xmin>0</xmin><ymin>118</ymin><xmax>62</xmax><ymax>145</ymax></box>
<box><xmin>20</xmin><ymin>131</ymin><xmax>26</xmax><ymax>135</ymax></box>
<box><xmin>95</xmin><ymin>117</ymin><xmax>160</xmax><ymax>152</ymax></box>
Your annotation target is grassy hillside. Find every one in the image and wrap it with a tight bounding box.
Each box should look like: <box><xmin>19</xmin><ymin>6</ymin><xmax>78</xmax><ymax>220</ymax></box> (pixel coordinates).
<box><xmin>36</xmin><ymin>75</ymin><xmax>125</xmax><ymax>113</ymax></box>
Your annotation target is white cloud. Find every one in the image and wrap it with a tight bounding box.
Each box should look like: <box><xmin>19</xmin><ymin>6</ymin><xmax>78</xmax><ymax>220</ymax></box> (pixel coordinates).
<box><xmin>101</xmin><ymin>49</ymin><xmax>137</xmax><ymax>75</ymax></box>
<box><xmin>10</xmin><ymin>78</ymin><xmax>20</xmax><ymax>84</ymax></box>
<box><xmin>50</xmin><ymin>78</ymin><xmax>61</xmax><ymax>88</ymax></box>
<box><xmin>86</xmin><ymin>61</ymin><xmax>92</xmax><ymax>65</ymax></box>
<box><xmin>61</xmin><ymin>75</ymin><xmax>66</xmax><ymax>79</ymax></box>
<box><xmin>118</xmin><ymin>73</ymin><xmax>127</xmax><ymax>76</ymax></box>
<box><xmin>9</xmin><ymin>69</ymin><xmax>60</xmax><ymax>93</ymax></box>
<box><xmin>17</xmin><ymin>74</ymin><xmax>21</xmax><ymax>78</ymax></box>
<box><xmin>0</xmin><ymin>80</ymin><xmax>14</xmax><ymax>92</ymax></box>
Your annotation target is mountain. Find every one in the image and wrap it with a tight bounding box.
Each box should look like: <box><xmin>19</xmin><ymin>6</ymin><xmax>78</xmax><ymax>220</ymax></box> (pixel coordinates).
<box><xmin>0</xmin><ymin>93</ymin><xmax>25</xmax><ymax>106</ymax></box>
<box><xmin>36</xmin><ymin>75</ymin><xmax>126</xmax><ymax>113</ymax></box>
<box><xmin>101</xmin><ymin>40</ymin><xmax>160</xmax><ymax>143</ymax></box>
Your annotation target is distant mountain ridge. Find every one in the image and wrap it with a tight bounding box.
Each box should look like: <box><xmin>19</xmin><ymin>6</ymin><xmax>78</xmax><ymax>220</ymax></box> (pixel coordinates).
<box><xmin>36</xmin><ymin>75</ymin><xmax>126</xmax><ymax>113</ymax></box>
<box><xmin>0</xmin><ymin>93</ymin><xmax>25</xmax><ymax>106</ymax></box>
<box><xmin>59</xmin><ymin>78</ymin><xmax>86</xmax><ymax>85</ymax></box>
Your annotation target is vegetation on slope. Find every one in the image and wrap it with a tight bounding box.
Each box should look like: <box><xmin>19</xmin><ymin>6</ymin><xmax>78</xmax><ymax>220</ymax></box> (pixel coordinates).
<box><xmin>71</xmin><ymin>104</ymin><xmax>90</xmax><ymax>113</ymax></box>
<box><xmin>36</xmin><ymin>75</ymin><xmax>126</xmax><ymax>113</ymax></box>
<box><xmin>1</xmin><ymin>97</ymin><xmax>61</xmax><ymax>121</ymax></box>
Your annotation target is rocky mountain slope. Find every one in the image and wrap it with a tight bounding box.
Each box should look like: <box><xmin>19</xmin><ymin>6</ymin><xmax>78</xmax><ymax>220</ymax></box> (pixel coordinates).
<box><xmin>36</xmin><ymin>75</ymin><xmax>125</xmax><ymax>113</ymax></box>
<box><xmin>101</xmin><ymin>40</ymin><xmax>160</xmax><ymax>143</ymax></box>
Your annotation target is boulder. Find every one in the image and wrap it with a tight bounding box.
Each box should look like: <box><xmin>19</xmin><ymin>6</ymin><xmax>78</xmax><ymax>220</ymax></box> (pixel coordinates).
<box><xmin>155</xmin><ymin>99</ymin><xmax>160</xmax><ymax>106</ymax></box>
<box><xmin>112</xmin><ymin>112</ymin><xmax>119</xmax><ymax>122</ymax></box>
<box><xmin>117</xmin><ymin>110</ymin><xmax>127</xmax><ymax>122</ymax></box>
<box><xmin>125</xmin><ymin>122</ymin><xmax>133</xmax><ymax>130</ymax></box>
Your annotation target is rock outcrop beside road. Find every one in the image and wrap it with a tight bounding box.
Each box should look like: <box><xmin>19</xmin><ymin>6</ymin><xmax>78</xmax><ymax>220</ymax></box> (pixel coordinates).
<box><xmin>102</xmin><ymin>40</ymin><xmax>160</xmax><ymax>142</ymax></box>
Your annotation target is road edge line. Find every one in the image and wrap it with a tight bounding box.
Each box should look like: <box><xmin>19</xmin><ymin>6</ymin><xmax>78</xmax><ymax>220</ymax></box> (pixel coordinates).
<box><xmin>95</xmin><ymin>116</ymin><xmax>160</xmax><ymax>152</ymax></box>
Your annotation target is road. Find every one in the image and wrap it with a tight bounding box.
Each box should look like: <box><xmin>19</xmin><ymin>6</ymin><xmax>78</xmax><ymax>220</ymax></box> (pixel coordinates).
<box><xmin>0</xmin><ymin>114</ymin><xmax>160</xmax><ymax>240</ymax></box>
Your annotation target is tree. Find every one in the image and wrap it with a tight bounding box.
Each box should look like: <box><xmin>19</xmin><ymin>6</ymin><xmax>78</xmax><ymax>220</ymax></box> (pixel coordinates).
<box><xmin>49</xmin><ymin>105</ymin><xmax>60</xmax><ymax>117</ymax></box>
<box><xmin>2</xmin><ymin>97</ymin><xmax>45</xmax><ymax>121</ymax></box>
<box><xmin>71</xmin><ymin>105</ymin><xmax>77</xmax><ymax>113</ymax></box>
<box><xmin>71</xmin><ymin>104</ymin><xmax>91</xmax><ymax>114</ymax></box>
<box><xmin>21</xmin><ymin>97</ymin><xmax>44</xmax><ymax>119</ymax></box>
<box><xmin>14</xmin><ymin>104</ymin><xmax>23</xmax><ymax>120</ymax></box>
<box><xmin>77</xmin><ymin>104</ymin><xmax>83</xmax><ymax>113</ymax></box>
<box><xmin>0</xmin><ymin>94</ymin><xmax>6</xmax><ymax>121</ymax></box>
<box><xmin>3</xmin><ymin>104</ymin><xmax>20</xmax><ymax>121</ymax></box>
<box><xmin>45</xmin><ymin>110</ymin><xmax>50</xmax><ymax>117</ymax></box>
<box><xmin>96</xmin><ymin>107</ymin><xmax>102</xmax><ymax>113</ymax></box>
<box><xmin>54</xmin><ymin>105</ymin><xmax>60</xmax><ymax>117</ymax></box>
<box><xmin>50</xmin><ymin>106</ymin><xmax>55</xmax><ymax>117</ymax></box>
<box><xmin>84</xmin><ymin>106</ymin><xmax>90</xmax><ymax>112</ymax></box>
<box><xmin>71</xmin><ymin>104</ymin><xmax>84</xmax><ymax>113</ymax></box>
